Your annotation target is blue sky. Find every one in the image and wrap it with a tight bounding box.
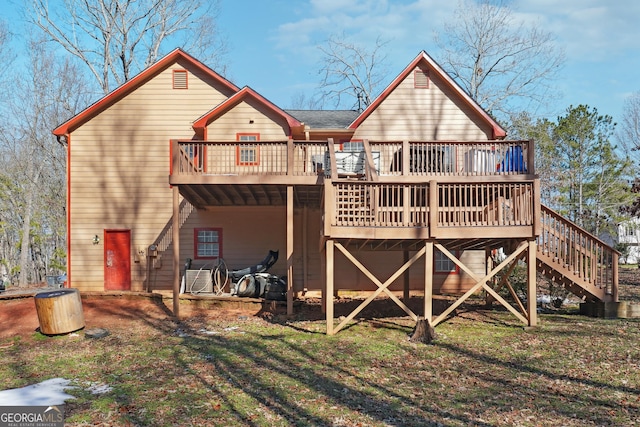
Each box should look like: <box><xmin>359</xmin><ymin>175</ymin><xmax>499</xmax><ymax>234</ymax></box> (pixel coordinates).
<box><xmin>217</xmin><ymin>0</ymin><xmax>640</xmax><ymax>126</ymax></box>
<box><xmin>3</xmin><ymin>0</ymin><xmax>640</xmax><ymax>126</ymax></box>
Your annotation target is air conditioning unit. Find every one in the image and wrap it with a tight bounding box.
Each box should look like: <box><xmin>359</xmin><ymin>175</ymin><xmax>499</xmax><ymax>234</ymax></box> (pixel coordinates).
<box><xmin>185</xmin><ymin>269</ymin><xmax>213</xmax><ymax>294</ymax></box>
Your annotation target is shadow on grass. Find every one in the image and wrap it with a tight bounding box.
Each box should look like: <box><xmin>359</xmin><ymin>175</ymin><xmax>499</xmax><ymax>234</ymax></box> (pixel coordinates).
<box><xmin>12</xmin><ymin>293</ymin><xmax>637</xmax><ymax>426</ymax></box>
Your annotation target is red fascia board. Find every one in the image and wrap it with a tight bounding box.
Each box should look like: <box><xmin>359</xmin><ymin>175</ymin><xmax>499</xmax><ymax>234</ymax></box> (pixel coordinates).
<box><xmin>349</xmin><ymin>51</ymin><xmax>506</xmax><ymax>139</ymax></box>
<box><xmin>192</xmin><ymin>86</ymin><xmax>302</xmax><ymax>136</ymax></box>
<box><xmin>53</xmin><ymin>48</ymin><xmax>240</xmax><ymax>136</ymax></box>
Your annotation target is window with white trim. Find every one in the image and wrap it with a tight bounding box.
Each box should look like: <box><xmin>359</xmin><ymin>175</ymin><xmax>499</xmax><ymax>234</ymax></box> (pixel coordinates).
<box><xmin>236</xmin><ymin>133</ymin><xmax>260</xmax><ymax>166</ymax></box>
<box><xmin>194</xmin><ymin>228</ymin><xmax>222</xmax><ymax>259</ymax></box>
<box><xmin>435</xmin><ymin>249</ymin><xmax>457</xmax><ymax>273</ymax></box>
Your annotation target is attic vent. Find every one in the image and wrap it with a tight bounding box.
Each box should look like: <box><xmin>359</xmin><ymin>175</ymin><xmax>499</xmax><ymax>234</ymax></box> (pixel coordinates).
<box><xmin>173</xmin><ymin>69</ymin><xmax>188</xmax><ymax>89</ymax></box>
<box><xmin>414</xmin><ymin>70</ymin><xmax>429</xmax><ymax>89</ymax></box>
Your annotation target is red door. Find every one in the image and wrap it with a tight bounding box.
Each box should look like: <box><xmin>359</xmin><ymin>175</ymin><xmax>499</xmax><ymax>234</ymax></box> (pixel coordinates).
<box><xmin>104</xmin><ymin>230</ymin><xmax>131</xmax><ymax>291</ymax></box>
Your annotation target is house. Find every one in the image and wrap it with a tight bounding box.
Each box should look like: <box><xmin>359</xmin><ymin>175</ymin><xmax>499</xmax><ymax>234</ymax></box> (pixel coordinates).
<box><xmin>53</xmin><ymin>49</ymin><xmax>618</xmax><ymax>334</ymax></box>
<box><xmin>618</xmin><ymin>218</ymin><xmax>640</xmax><ymax>264</ymax></box>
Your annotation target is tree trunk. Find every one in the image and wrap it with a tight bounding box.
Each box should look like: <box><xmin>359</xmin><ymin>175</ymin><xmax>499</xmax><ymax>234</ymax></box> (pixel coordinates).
<box><xmin>18</xmin><ymin>182</ymin><xmax>34</xmax><ymax>287</ymax></box>
<box><xmin>410</xmin><ymin>318</ymin><xmax>436</xmax><ymax>344</ymax></box>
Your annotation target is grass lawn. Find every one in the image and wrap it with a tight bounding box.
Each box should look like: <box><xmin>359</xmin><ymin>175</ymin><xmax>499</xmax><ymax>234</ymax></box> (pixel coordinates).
<box><xmin>1</xmin><ymin>301</ymin><xmax>639</xmax><ymax>427</ymax></box>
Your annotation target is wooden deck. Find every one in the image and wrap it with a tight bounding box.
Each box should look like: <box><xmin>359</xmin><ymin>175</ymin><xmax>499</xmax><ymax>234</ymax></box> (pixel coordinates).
<box><xmin>167</xmin><ymin>138</ymin><xmax>618</xmax><ymax>332</ymax></box>
<box><xmin>170</xmin><ymin>138</ymin><xmax>539</xmax><ymax>241</ymax></box>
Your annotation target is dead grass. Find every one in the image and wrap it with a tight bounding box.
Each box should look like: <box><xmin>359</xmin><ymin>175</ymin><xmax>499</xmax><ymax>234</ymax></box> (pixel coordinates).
<box><xmin>619</xmin><ymin>264</ymin><xmax>640</xmax><ymax>302</ymax></box>
<box><xmin>1</xmin><ymin>294</ymin><xmax>639</xmax><ymax>426</ymax></box>
<box><xmin>1</xmin><ymin>268</ymin><xmax>639</xmax><ymax>426</ymax></box>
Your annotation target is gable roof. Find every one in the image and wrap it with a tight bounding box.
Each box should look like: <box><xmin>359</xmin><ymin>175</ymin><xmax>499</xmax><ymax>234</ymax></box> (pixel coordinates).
<box><xmin>53</xmin><ymin>48</ymin><xmax>240</xmax><ymax>136</ymax></box>
<box><xmin>285</xmin><ymin>110</ymin><xmax>360</xmax><ymax>129</ymax></box>
<box><xmin>349</xmin><ymin>51</ymin><xmax>507</xmax><ymax>139</ymax></box>
<box><xmin>192</xmin><ymin>86</ymin><xmax>302</xmax><ymax>137</ymax></box>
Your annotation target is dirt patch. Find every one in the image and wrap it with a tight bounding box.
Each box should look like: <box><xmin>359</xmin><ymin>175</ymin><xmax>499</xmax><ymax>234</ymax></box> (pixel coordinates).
<box><xmin>0</xmin><ymin>291</ymin><xmax>447</xmax><ymax>340</ymax></box>
<box><xmin>0</xmin><ymin>294</ymin><xmax>173</xmax><ymax>340</ymax></box>
<box><xmin>2</xmin><ymin>267</ymin><xmax>639</xmax><ymax>340</ymax></box>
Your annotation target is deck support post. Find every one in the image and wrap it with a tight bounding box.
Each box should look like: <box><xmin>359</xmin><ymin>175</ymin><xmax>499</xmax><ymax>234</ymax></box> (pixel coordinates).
<box><xmin>424</xmin><ymin>241</ymin><xmax>433</xmax><ymax>322</ymax></box>
<box><xmin>172</xmin><ymin>185</ymin><xmax>180</xmax><ymax>318</ymax></box>
<box><xmin>403</xmin><ymin>250</ymin><xmax>410</xmax><ymax>301</ymax></box>
<box><xmin>612</xmin><ymin>252</ymin><xmax>619</xmax><ymax>302</ymax></box>
<box><xmin>326</xmin><ymin>239</ymin><xmax>335</xmax><ymax>335</ymax></box>
<box><xmin>527</xmin><ymin>239</ymin><xmax>537</xmax><ymax>327</ymax></box>
<box><xmin>484</xmin><ymin>247</ymin><xmax>493</xmax><ymax>305</ymax></box>
<box><xmin>287</xmin><ymin>185</ymin><xmax>294</xmax><ymax>316</ymax></box>
<box><xmin>302</xmin><ymin>206</ymin><xmax>308</xmax><ymax>297</ymax></box>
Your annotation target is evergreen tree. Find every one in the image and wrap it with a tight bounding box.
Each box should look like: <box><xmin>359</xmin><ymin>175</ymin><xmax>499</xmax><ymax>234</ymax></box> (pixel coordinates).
<box><xmin>511</xmin><ymin>105</ymin><xmax>633</xmax><ymax>236</ymax></box>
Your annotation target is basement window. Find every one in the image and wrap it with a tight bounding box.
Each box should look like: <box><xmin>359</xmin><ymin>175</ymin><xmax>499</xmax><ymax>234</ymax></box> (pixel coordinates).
<box><xmin>414</xmin><ymin>69</ymin><xmax>430</xmax><ymax>89</ymax></box>
<box><xmin>236</xmin><ymin>133</ymin><xmax>260</xmax><ymax>166</ymax></box>
<box><xmin>435</xmin><ymin>249</ymin><xmax>458</xmax><ymax>274</ymax></box>
<box><xmin>173</xmin><ymin>70</ymin><xmax>188</xmax><ymax>89</ymax></box>
<box><xmin>194</xmin><ymin>228</ymin><xmax>222</xmax><ymax>259</ymax></box>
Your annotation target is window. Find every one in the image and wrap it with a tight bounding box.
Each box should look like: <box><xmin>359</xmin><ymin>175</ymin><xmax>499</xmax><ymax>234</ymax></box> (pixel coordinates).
<box><xmin>414</xmin><ymin>69</ymin><xmax>430</xmax><ymax>89</ymax></box>
<box><xmin>194</xmin><ymin>228</ymin><xmax>222</xmax><ymax>259</ymax></box>
<box><xmin>339</xmin><ymin>140</ymin><xmax>364</xmax><ymax>151</ymax></box>
<box><xmin>173</xmin><ymin>70</ymin><xmax>188</xmax><ymax>89</ymax></box>
<box><xmin>236</xmin><ymin>133</ymin><xmax>260</xmax><ymax>166</ymax></box>
<box><xmin>435</xmin><ymin>249</ymin><xmax>458</xmax><ymax>274</ymax></box>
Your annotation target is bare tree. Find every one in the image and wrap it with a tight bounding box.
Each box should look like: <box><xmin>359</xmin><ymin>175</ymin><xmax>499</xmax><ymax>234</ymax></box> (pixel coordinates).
<box><xmin>0</xmin><ymin>38</ymin><xmax>91</xmax><ymax>286</ymax></box>
<box><xmin>435</xmin><ymin>0</ymin><xmax>564</xmax><ymax>120</ymax></box>
<box><xmin>317</xmin><ymin>33</ymin><xmax>390</xmax><ymax>111</ymax></box>
<box><xmin>29</xmin><ymin>0</ymin><xmax>227</xmax><ymax>94</ymax></box>
<box><xmin>287</xmin><ymin>91</ymin><xmax>323</xmax><ymax>110</ymax></box>
<box><xmin>618</xmin><ymin>91</ymin><xmax>640</xmax><ymax>167</ymax></box>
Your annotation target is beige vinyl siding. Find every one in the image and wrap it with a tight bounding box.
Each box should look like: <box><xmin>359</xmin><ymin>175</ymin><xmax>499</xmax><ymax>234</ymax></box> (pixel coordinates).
<box><xmin>201</xmin><ymin>101</ymin><xmax>291</xmax><ymax>174</ymax></box>
<box><xmin>162</xmin><ymin>205</ymin><xmax>484</xmax><ymax>294</ymax></box>
<box><xmin>205</xmin><ymin>100</ymin><xmax>290</xmax><ymax>140</ymax></box>
<box><xmin>353</xmin><ymin>65</ymin><xmax>494</xmax><ymax>141</ymax></box>
<box><xmin>69</xmin><ymin>62</ymin><xmax>235</xmax><ymax>291</ymax></box>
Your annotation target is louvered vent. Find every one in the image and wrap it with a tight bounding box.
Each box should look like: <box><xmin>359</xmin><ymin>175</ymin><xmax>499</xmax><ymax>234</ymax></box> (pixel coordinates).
<box><xmin>173</xmin><ymin>69</ymin><xmax>188</xmax><ymax>89</ymax></box>
<box><xmin>414</xmin><ymin>69</ymin><xmax>429</xmax><ymax>89</ymax></box>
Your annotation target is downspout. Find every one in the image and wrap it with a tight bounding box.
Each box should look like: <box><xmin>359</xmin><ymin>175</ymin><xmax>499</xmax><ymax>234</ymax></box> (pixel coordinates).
<box><xmin>56</xmin><ymin>133</ymin><xmax>71</xmax><ymax>287</ymax></box>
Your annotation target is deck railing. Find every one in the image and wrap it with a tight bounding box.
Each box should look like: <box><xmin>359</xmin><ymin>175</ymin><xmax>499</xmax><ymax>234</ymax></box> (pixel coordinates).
<box><xmin>171</xmin><ymin>139</ymin><xmax>533</xmax><ymax>178</ymax></box>
<box><xmin>370</xmin><ymin>140</ymin><xmax>532</xmax><ymax>177</ymax></box>
<box><xmin>327</xmin><ymin>180</ymin><xmax>536</xmax><ymax>230</ymax></box>
<box><xmin>436</xmin><ymin>182</ymin><xmax>534</xmax><ymax>227</ymax></box>
<box><xmin>538</xmin><ymin>205</ymin><xmax>617</xmax><ymax>296</ymax></box>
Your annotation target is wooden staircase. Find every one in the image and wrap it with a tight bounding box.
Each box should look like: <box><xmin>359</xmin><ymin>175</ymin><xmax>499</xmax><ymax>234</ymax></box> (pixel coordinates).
<box><xmin>536</xmin><ymin>204</ymin><xmax>618</xmax><ymax>302</ymax></box>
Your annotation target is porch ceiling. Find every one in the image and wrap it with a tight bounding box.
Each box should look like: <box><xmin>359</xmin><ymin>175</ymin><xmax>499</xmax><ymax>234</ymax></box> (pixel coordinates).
<box><xmin>178</xmin><ymin>184</ymin><xmax>323</xmax><ymax>209</ymax></box>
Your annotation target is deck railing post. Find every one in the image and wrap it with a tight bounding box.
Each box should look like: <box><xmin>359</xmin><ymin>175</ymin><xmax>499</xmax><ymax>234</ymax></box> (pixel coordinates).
<box><xmin>327</xmin><ymin>138</ymin><xmax>338</xmax><ymax>180</ymax></box>
<box><xmin>170</xmin><ymin>139</ymin><xmax>179</xmax><ymax>176</ymax></box>
<box><xmin>402</xmin><ymin>140</ymin><xmax>410</xmax><ymax>176</ymax></box>
<box><xmin>526</xmin><ymin>139</ymin><xmax>535</xmax><ymax>175</ymax></box>
<box><xmin>429</xmin><ymin>180</ymin><xmax>438</xmax><ymax>238</ymax></box>
<box><xmin>533</xmin><ymin>178</ymin><xmax>542</xmax><ymax>236</ymax></box>
<box><xmin>324</xmin><ymin>180</ymin><xmax>335</xmax><ymax>235</ymax></box>
<box><xmin>287</xmin><ymin>138</ymin><xmax>294</xmax><ymax>176</ymax></box>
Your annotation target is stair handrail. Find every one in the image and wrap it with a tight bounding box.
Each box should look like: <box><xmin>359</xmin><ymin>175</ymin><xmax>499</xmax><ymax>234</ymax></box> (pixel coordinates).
<box><xmin>538</xmin><ymin>204</ymin><xmax>618</xmax><ymax>297</ymax></box>
<box><xmin>153</xmin><ymin>199</ymin><xmax>195</xmax><ymax>253</ymax></box>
